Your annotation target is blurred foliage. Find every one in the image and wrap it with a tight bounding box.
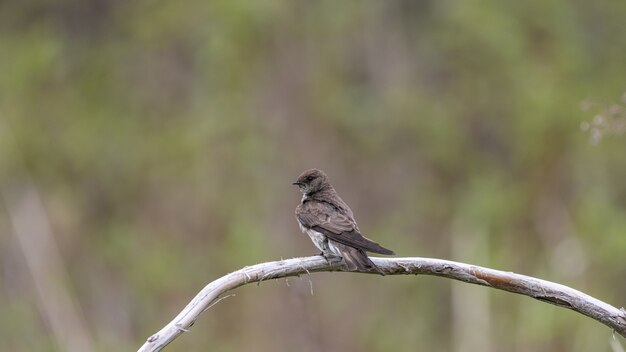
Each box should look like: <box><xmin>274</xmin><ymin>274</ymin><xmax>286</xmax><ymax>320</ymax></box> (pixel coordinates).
<box><xmin>1</xmin><ymin>0</ymin><xmax>626</xmax><ymax>351</ymax></box>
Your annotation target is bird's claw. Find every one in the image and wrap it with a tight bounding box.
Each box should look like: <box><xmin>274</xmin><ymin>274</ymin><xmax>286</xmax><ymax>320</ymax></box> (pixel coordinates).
<box><xmin>317</xmin><ymin>251</ymin><xmax>341</xmax><ymax>265</ymax></box>
<box><xmin>317</xmin><ymin>251</ymin><xmax>331</xmax><ymax>264</ymax></box>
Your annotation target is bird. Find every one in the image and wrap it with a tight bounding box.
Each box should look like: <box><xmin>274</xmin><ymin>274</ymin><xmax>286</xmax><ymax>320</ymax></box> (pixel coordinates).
<box><xmin>292</xmin><ymin>168</ymin><xmax>395</xmax><ymax>273</ymax></box>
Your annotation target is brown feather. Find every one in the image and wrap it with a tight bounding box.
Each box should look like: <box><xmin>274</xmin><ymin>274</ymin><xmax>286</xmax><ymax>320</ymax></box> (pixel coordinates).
<box><xmin>331</xmin><ymin>241</ymin><xmax>385</xmax><ymax>274</ymax></box>
<box><xmin>293</xmin><ymin>168</ymin><xmax>394</xmax><ymax>273</ymax></box>
<box><xmin>296</xmin><ymin>202</ymin><xmax>395</xmax><ymax>255</ymax></box>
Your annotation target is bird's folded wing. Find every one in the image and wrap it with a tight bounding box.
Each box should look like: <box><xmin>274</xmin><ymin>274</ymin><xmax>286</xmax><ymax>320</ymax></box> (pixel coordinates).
<box><xmin>296</xmin><ymin>211</ymin><xmax>354</xmax><ymax>233</ymax></box>
<box><xmin>296</xmin><ymin>205</ymin><xmax>393</xmax><ymax>255</ymax></box>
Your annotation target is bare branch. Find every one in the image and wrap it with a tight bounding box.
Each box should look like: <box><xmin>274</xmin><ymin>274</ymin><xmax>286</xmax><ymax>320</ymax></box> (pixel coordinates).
<box><xmin>138</xmin><ymin>256</ymin><xmax>626</xmax><ymax>351</ymax></box>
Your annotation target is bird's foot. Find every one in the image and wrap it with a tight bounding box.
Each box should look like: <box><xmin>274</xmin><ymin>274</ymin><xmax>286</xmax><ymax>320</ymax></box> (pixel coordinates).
<box><xmin>317</xmin><ymin>251</ymin><xmax>333</xmax><ymax>264</ymax></box>
<box><xmin>317</xmin><ymin>251</ymin><xmax>342</xmax><ymax>265</ymax></box>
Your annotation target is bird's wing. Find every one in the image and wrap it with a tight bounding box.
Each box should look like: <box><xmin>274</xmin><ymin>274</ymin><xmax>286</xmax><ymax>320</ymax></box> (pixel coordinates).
<box><xmin>296</xmin><ymin>201</ymin><xmax>394</xmax><ymax>255</ymax></box>
<box><xmin>296</xmin><ymin>201</ymin><xmax>355</xmax><ymax>231</ymax></box>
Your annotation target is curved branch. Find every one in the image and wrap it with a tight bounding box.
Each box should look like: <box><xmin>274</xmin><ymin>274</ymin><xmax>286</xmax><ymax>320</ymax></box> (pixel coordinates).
<box><xmin>138</xmin><ymin>256</ymin><xmax>626</xmax><ymax>351</ymax></box>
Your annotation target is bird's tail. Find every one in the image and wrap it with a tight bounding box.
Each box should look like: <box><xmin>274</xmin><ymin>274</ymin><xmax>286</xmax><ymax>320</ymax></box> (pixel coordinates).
<box><xmin>361</xmin><ymin>239</ymin><xmax>395</xmax><ymax>255</ymax></box>
<box><xmin>333</xmin><ymin>242</ymin><xmax>385</xmax><ymax>275</ymax></box>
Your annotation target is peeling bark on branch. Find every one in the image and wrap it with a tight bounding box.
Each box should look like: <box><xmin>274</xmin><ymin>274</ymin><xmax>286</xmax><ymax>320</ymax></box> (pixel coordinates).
<box><xmin>138</xmin><ymin>256</ymin><xmax>626</xmax><ymax>351</ymax></box>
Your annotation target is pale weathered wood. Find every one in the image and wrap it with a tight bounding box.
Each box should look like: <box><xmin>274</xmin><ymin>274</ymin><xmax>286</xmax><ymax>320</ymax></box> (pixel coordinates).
<box><xmin>138</xmin><ymin>256</ymin><xmax>626</xmax><ymax>351</ymax></box>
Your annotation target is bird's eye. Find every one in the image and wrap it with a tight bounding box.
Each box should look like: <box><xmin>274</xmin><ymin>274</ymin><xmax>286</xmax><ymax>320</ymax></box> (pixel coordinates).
<box><xmin>306</xmin><ymin>176</ymin><xmax>314</xmax><ymax>181</ymax></box>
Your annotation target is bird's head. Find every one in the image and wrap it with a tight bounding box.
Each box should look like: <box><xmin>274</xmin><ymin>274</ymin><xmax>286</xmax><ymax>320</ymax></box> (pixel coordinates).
<box><xmin>292</xmin><ymin>169</ymin><xmax>329</xmax><ymax>195</ymax></box>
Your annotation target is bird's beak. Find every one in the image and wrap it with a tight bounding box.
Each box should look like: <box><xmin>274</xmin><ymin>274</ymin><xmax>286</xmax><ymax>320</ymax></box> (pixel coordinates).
<box><xmin>292</xmin><ymin>181</ymin><xmax>302</xmax><ymax>186</ymax></box>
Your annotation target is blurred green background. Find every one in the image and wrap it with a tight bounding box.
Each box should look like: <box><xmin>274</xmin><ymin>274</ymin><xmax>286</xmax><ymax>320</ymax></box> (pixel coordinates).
<box><xmin>1</xmin><ymin>1</ymin><xmax>626</xmax><ymax>351</ymax></box>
